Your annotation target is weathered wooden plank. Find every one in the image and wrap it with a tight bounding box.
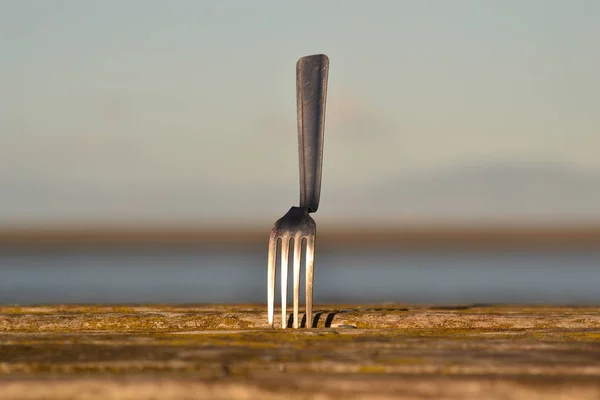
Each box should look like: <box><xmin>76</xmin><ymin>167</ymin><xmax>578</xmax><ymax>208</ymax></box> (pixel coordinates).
<box><xmin>0</xmin><ymin>305</ymin><xmax>599</xmax><ymax>399</ymax></box>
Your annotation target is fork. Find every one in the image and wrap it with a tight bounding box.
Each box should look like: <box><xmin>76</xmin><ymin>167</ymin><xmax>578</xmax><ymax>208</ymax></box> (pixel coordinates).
<box><xmin>267</xmin><ymin>54</ymin><xmax>329</xmax><ymax>329</ymax></box>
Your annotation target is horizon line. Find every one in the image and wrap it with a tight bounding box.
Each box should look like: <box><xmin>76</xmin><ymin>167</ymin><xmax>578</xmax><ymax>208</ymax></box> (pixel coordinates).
<box><xmin>2</xmin><ymin>223</ymin><xmax>600</xmax><ymax>250</ymax></box>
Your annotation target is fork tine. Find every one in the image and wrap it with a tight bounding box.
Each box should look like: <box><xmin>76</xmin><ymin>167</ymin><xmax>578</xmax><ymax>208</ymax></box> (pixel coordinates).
<box><xmin>280</xmin><ymin>236</ymin><xmax>290</xmax><ymax>329</ymax></box>
<box><xmin>305</xmin><ymin>235</ymin><xmax>315</xmax><ymax>328</ymax></box>
<box><xmin>267</xmin><ymin>232</ymin><xmax>277</xmax><ymax>328</ymax></box>
<box><xmin>292</xmin><ymin>235</ymin><xmax>302</xmax><ymax>328</ymax></box>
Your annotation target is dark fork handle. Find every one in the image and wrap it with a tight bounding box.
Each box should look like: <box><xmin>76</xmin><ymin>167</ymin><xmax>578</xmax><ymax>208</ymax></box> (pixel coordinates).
<box><xmin>296</xmin><ymin>54</ymin><xmax>329</xmax><ymax>213</ymax></box>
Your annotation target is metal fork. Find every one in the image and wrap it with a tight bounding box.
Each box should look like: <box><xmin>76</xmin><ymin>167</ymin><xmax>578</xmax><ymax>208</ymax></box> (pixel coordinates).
<box><xmin>267</xmin><ymin>54</ymin><xmax>329</xmax><ymax>329</ymax></box>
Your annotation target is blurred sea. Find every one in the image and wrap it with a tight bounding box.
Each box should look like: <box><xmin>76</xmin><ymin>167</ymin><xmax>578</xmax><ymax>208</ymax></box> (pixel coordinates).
<box><xmin>1</xmin><ymin>249</ymin><xmax>599</xmax><ymax>305</ymax></box>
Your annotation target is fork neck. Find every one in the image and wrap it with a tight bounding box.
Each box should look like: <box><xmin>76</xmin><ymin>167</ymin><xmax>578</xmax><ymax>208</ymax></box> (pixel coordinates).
<box><xmin>273</xmin><ymin>207</ymin><xmax>312</xmax><ymax>233</ymax></box>
<box><xmin>286</xmin><ymin>206</ymin><xmax>310</xmax><ymax>219</ymax></box>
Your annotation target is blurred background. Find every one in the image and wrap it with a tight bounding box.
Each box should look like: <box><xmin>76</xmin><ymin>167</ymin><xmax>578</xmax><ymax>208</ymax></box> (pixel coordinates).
<box><xmin>1</xmin><ymin>0</ymin><xmax>599</xmax><ymax>305</ymax></box>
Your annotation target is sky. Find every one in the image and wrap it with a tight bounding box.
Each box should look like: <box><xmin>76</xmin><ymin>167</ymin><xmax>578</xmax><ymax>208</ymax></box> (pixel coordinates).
<box><xmin>1</xmin><ymin>0</ymin><xmax>599</xmax><ymax>226</ymax></box>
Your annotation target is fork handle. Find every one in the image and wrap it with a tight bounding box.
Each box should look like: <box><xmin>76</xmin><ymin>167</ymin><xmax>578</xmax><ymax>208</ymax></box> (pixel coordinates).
<box><xmin>296</xmin><ymin>54</ymin><xmax>329</xmax><ymax>213</ymax></box>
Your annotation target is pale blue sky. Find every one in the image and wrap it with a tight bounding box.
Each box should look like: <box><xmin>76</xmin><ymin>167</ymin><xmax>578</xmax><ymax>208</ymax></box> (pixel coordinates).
<box><xmin>1</xmin><ymin>1</ymin><xmax>599</xmax><ymax>224</ymax></box>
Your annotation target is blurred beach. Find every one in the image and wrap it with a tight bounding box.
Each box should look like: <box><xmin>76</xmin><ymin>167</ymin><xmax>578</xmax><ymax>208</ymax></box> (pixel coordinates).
<box><xmin>2</xmin><ymin>227</ymin><xmax>600</xmax><ymax>305</ymax></box>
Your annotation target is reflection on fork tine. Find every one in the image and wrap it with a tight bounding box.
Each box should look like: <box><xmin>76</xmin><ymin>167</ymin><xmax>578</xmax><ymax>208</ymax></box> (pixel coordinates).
<box><xmin>305</xmin><ymin>235</ymin><xmax>315</xmax><ymax>328</ymax></box>
<box><xmin>267</xmin><ymin>233</ymin><xmax>277</xmax><ymax>328</ymax></box>
<box><xmin>293</xmin><ymin>235</ymin><xmax>302</xmax><ymax>329</ymax></box>
<box><xmin>280</xmin><ymin>236</ymin><xmax>289</xmax><ymax>329</ymax></box>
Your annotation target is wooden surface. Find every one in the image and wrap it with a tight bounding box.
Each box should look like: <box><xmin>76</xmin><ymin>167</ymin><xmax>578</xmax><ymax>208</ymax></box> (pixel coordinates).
<box><xmin>1</xmin><ymin>304</ymin><xmax>600</xmax><ymax>399</ymax></box>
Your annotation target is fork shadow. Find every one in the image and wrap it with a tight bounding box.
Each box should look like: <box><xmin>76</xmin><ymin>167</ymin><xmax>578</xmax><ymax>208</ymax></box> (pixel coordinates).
<box><xmin>286</xmin><ymin>311</ymin><xmax>339</xmax><ymax>328</ymax></box>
